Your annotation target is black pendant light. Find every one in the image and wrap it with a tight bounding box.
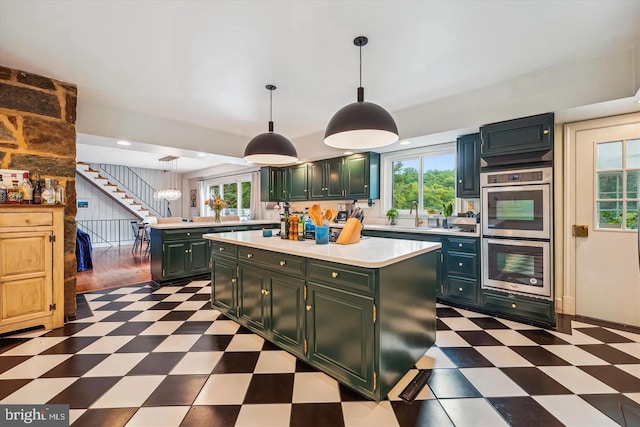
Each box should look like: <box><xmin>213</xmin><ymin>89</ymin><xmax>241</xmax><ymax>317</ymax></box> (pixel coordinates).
<box><xmin>244</xmin><ymin>84</ymin><xmax>298</xmax><ymax>165</ymax></box>
<box><xmin>324</xmin><ymin>36</ymin><xmax>399</xmax><ymax>149</ymax></box>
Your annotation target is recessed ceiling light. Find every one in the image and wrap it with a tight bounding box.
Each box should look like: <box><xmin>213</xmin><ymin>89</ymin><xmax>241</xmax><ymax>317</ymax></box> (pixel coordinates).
<box><xmin>197</xmin><ymin>153</ymin><xmax>207</xmax><ymax>157</ymax></box>
<box><xmin>116</xmin><ymin>140</ymin><xmax>131</xmax><ymax>146</ymax></box>
<box><xmin>399</xmin><ymin>141</ymin><xmax>411</xmax><ymax>146</ymax></box>
<box><xmin>343</xmin><ymin>151</ymin><xmax>354</xmax><ymax>155</ymax></box>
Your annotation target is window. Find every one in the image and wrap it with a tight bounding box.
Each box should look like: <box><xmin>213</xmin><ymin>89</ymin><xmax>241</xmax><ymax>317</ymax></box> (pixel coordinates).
<box><xmin>203</xmin><ymin>174</ymin><xmax>253</xmax><ymax>220</ymax></box>
<box><xmin>385</xmin><ymin>143</ymin><xmax>456</xmax><ymax>213</ymax></box>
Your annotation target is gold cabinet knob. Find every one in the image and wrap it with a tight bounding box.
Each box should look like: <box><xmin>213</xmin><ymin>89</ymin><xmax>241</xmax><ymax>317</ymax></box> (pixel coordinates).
<box><xmin>306</xmin><ymin>305</ymin><xmax>312</xmax><ymax>311</ymax></box>
<box><xmin>331</xmin><ymin>272</ymin><xmax>338</xmax><ymax>278</ymax></box>
<box><xmin>543</xmin><ymin>129</ymin><xmax>549</xmax><ymax>135</ymax></box>
<box><xmin>458</xmin><ymin>287</ymin><xmax>463</xmax><ymax>292</ymax></box>
<box><xmin>247</xmin><ymin>253</ymin><xmax>253</xmax><ymax>259</ymax></box>
<box><xmin>264</xmin><ymin>290</ymin><xmax>269</xmax><ymax>296</ymax></box>
<box><xmin>279</xmin><ymin>261</ymin><xmax>286</xmax><ymax>266</ymax></box>
<box><xmin>186</xmin><ymin>232</ymin><xmax>190</xmax><ymax>236</ymax></box>
<box><xmin>231</xmin><ymin>278</ymin><xmax>237</xmax><ymax>284</ymax></box>
<box><xmin>219</xmin><ymin>247</ymin><xmax>224</xmax><ymax>252</ymax></box>
<box><xmin>459</xmin><ymin>262</ymin><xmax>463</xmax><ymax>267</ymax></box>
<box><xmin>458</xmin><ymin>180</ymin><xmax>463</xmax><ymax>184</ymax></box>
<box><xmin>458</xmin><ymin>243</ymin><xmax>463</xmax><ymax>247</ymax></box>
<box><xmin>511</xmin><ymin>303</ymin><xmax>517</xmax><ymax>309</ymax></box>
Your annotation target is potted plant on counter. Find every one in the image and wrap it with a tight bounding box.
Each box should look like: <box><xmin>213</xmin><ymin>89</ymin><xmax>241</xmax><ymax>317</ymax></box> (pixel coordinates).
<box><xmin>386</xmin><ymin>208</ymin><xmax>399</xmax><ymax>225</ymax></box>
<box><xmin>442</xmin><ymin>202</ymin><xmax>454</xmax><ymax>229</ymax></box>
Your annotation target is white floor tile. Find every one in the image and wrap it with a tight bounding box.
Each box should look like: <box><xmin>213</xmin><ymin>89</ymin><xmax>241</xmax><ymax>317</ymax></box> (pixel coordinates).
<box><xmin>549</xmin><ymin>329</ymin><xmax>602</xmax><ymax>345</ymax></box>
<box><xmin>186</xmin><ymin>280</ymin><xmax>209</xmax><ymax>287</ymax></box>
<box><xmin>226</xmin><ymin>334</ymin><xmax>265</xmax><ymax>352</ymax></box>
<box><xmin>5</xmin><ymin>328</ymin><xmax>47</xmax><ymax>338</ymax></box>
<box><xmin>235</xmin><ymin>404</ymin><xmax>291</xmax><ymax>427</ymax></box>
<box><xmin>71</xmin><ymin>310</ymin><xmax>116</xmax><ymax>323</ymax></box>
<box><xmin>533</xmin><ymin>395</ymin><xmax>619</xmax><ymax>426</ymax></box>
<box><xmin>386</xmin><ymin>369</ymin><xmax>436</xmax><ymax>401</ymax></box>
<box><xmin>460</xmin><ymin>367</ymin><xmax>527</xmax><ymax>397</ymax></box>
<box><xmin>1</xmin><ymin>378</ymin><xmax>77</xmax><ymax>404</ymax></box>
<box><xmin>139</xmin><ymin>321</ymin><xmax>183</xmax><ymax>336</ymax></box>
<box><xmin>109</xmin><ymin>287</ymin><xmax>139</xmax><ymax>295</ymax></box>
<box><xmin>88</xmin><ymin>301</ymin><xmax>110</xmax><ymax>310</ymax></box>
<box><xmin>0</xmin><ymin>355</ymin><xmax>72</xmax><ymax>379</ymax></box>
<box><xmin>254</xmin><ymin>350</ymin><xmax>296</xmax><ymax>374</ymax></box>
<box><xmin>495</xmin><ymin>318</ymin><xmax>539</xmax><ymax>330</ymax></box>
<box><xmin>82</xmin><ymin>353</ymin><xmax>147</xmax><ymax>377</ymax></box>
<box><xmin>416</xmin><ymin>347</ymin><xmax>457</xmax><ymax>369</ymax></box>
<box><xmin>125</xmin><ymin>406</ymin><xmax>189</xmax><ymax>427</ymax></box>
<box><xmin>187</xmin><ymin>309</ymin><xmax>220</xmax><ymax>321</ymax></box>
<box><xmin>113</xmin><ymin>293</ymin><xmax>148</xmax><ymax>302</ymax></box>
<box><xmin>91</xmin><ymin>375</ymin><xmax>165</xmax><ymax>408</ymax></box>
<box><xmin>121</xmin><ymin>301</ymin><xmax>163</xmax><ymax>311</ymax></box>
<box><xmin>439</xmin><ymin>398</ymin><xmax>509</xmax><ymax>427</ymax></box>
<box><xmin>196</xmin><ymin>287</ymin><xmax>211</xmax><ymax>294</ymax></box>
<box><xmin>292</xmin><ymin>372</ymin><xmax>341</xmax><ymax>403</ymax></box>
<box><xmin>82</xmin><ymin>293</ymin><xmax>102</xmax><ymax>301</ymax></box>
<box><xmin>485</xmin><ymin>329</ymin><xmax>538</xmax><ymax>346</ymax></box>
<box><xmin>605</xmin><ymin>328</ymin><xmax>640</xmax><ymax>343</ymax></box>
<box><xmin>173</xmin><ymin>301</ymin><xmax>208</xmax><ymax>311</ymax></box>
<box><xmin>77</xmin><ymin>336</ymin><xmax>135</xmax><ymax>354</ymax></box>
<box><xmin>435</xmin><ymin>331</ymin><xmax>471</xmax><ymax>347</ymax></box>
<box><xmin>72</xmin><ymin>322</ymin><xmax>125</xmax><ymax>337</ymax></box>
<box><xmin>170</xmin><ymin>351</ymin><xmax>223</xmax><ymax>375</ymax></box>
<box><xmin>475</xmin><ymin>346</ymin><xmax>534</xmax><ymax>367</ymax></box>
<box><xmin>438</xmin><ymin>317</ymin><xmax>482</xmax><ymax>331</ymax></box>
<box><xmin>451</xmin><ymin>308</ymin><xmax>489</xmax><ymax>318</ymax></box>
<box><xmin>153</xmin><ymin>286</ymin><xmax>183</xmax><ymax>294</ymax></box>
<box><xmin>69</xmin><ymin>409</ymin><xmax>86</xmax><ymax>425</ymax></box>
<box><xmin>542</xmin><ymin>345</ymin><xmax>608</xmax><ymax>365</ymax></box>
<box><xmin>625</xmin><ymin>393</ymin><xmax>640</xmax><ymax>405</ymax></box>
<box><xmin>129</xmin><ymin>310</ymin><xmax>171</xmax><ymax>321</ymax></box>
<box><xmin>205</xmin><ymin>320</ymin><xmax>241</xmax><ymax>335</ymax></box>
<box><xmin>341</xmin><ymin>401</ymin><xmax>400</xmax><ymax>427</ymax></box>
<box><xmin>570</xmin><ymin>320</ymin><xmax>600</xmax><ymax>328</ymax></box>
<box><xmin>152</xmin><ymin>335</ymin><xmax>200</xmax><ymax>352</ymax></box>
<box><xmin>2</xmin><ymin>337</ymin><xmax>68</xmax><ymax>356</ymax></box>
<box><xmin>161</xmin><ymin>293</ymin><xmax>193</xmax><ymax>302</ymax></box>
<box><xmin>610</xmin><ymin>342</ymin><xmax>640</xmax><ymax>358</ymax></box>
<box><xmin>616</xmin><ymin>364</ymin><xmax>640</xmax><ymax>380</ymax></box>
<box><xmin>538</xmin><ymin>366</ymin><xmax>617</xmax><ymax>394</ymax></box>
<box><xmin>193</xmin><ymin>373</ymin><xmax>252</xmax><ymax>405</ymax></box>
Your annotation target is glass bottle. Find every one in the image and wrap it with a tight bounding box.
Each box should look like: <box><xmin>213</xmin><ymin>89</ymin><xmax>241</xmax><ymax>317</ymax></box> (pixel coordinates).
<box><xmin>297</xmin><ymin>215</ymin><xmax>305</xmax><ymax>241</ymax></box>
<box><xmin>21</xmin><ymin>172</ymin><xmax>33</xmax><ymax>204</ymax></box>
<box><xmin>7</xmin><ymin>173</ymin><xmax>22</xmax><ymax>204</ymax></box>
<box><xmin>0</xmin><ymin>175</ymin><xmax>7</xmax><ymax>204</ymax></box>
<box><xmin>52</xmin><ymin>179</ymin><xmax>65</xmax><ymax>204</ymax></box>
<box><xmin>42</xmin><ymin>178</ymin><xmax>55</xmax><ymax>205</ymax></box>
<box><xmin>33</xmin><ymin>175</ymin><xmax>42</xmax><ymax>204</ymax></box>
<box><xmin>280</xmin><ymin>210</ymin><xmax>289</xmax><ymax>239</ymax></box>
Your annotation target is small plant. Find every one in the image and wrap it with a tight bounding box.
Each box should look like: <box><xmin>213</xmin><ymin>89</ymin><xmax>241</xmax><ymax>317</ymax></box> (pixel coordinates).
<box><xmin>443</xmin><ymin>202</ymin><xmax>454</xmax><ymax>218</ymax></box>
<box><xmin>386</xmin><ymin>208</ymin><xmax>399</xmax><ymax>225</ymax></box>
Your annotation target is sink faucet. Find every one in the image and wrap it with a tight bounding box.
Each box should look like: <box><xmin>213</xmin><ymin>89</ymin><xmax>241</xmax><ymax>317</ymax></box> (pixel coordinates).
<box><xmin>409</xmin><ymin>201</ymin><xmax>423</xmax><ymax>227</ymax></box>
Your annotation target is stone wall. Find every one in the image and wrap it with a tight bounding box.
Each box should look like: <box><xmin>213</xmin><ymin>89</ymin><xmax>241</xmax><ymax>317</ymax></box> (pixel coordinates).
<box><xmin>0</xmin><ymin>65</ymin><xmax>78</xmax><ymax>317</ymax></box>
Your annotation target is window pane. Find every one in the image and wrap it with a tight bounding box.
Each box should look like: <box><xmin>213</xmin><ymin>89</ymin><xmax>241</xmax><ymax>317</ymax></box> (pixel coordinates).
<box><xmin>627</xmin><ymin>139</ymin><xmax>640</xmax><ymax>169</ymax></box>
<box><xmin>627</xmin><ymin>170</ymin><xmax>640</xmax><ymax>199</ymax></box>
<box><xmin>392</xmin><ymin>159</ymin><xmax>419</xmax><ymax>209</ymax></box>
<box><xmin>241</xmin><ymin>181</ymin><xmax>252</xmax><ymax>219</ymax></box>
<box><xmin>626</xmin><ymin>201</ymin><xmax>638</xmax><ymax>229</ymax></box>
<box><xmin>596</xmin><ymin>141</ymin><xmax>622</xmax><ymax>170</ymax></box>
<box><xmin>422</xmin><ymin>153</ymin><xmax>455</xmax><ymax>211</ymax></box>
<box><xmin>597</xmin><ymin>201</ymin><xmax>622</xmax><ymax>229</ymax></box>
<box><xmin>223</xmin><ymin>183</ymin><xmax>237</xmax><ymax>215</ymax></box>
<box><xmin>597</xmin><ymin>172</ymin><xmax>622</xmax><ymax>199</ymax></box>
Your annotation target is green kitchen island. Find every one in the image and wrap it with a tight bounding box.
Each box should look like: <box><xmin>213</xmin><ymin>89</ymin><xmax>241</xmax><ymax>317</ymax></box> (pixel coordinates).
<box><xmin>205</xmin><ymin>229</ymin><xmax>441</xmax><ymax>400</ymax></box>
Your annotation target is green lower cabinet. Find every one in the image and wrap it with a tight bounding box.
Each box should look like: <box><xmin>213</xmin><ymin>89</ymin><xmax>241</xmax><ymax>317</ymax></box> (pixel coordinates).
<box><xmin>237</xmin><ymin>263</ymin><xmax>267</xmax><ymax>332</ymax></box>
<box><xmin>306</xmin><ymin>282</ymin><xmax>375</xmax><ymax>396</ymax></box>
<box><xmin>189</xmin><ymin>240</ymin><xmax>211</xmax><ymax>274</ymax></box>
<box><xmin>211</xmin><ymin>257</ymin><xmax>237</xmax><ymax>317</ymax></box>
<box><xmin>163</xmin><ymin>241</ymin><xmax>189</xmax><ymax>278</ymax></box>
<box><xmin>483</xmin><ymin>291</ymin><xmax>554</xmax><ymax>326</ymax></box>
<box><xmin>267</xmin><ymin>272</ymin><xmax>306</xmax><ymax>358</ymax></box>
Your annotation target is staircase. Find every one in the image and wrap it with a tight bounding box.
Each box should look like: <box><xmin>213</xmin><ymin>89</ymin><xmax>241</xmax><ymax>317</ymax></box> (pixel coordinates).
<box><xmin>76</xmin><ymin>162</ymin><xmax>160</xmax><ymax>220</ymax></box>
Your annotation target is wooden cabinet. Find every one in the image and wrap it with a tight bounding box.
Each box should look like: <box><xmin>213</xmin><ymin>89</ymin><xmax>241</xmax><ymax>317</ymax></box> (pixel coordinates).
<box><xmin>344</xmin><ymin>152</ymin><xmax>380</xmax><ymax>200</ymax></box>
<box><xmin>456</xmin><ymin>133</ymin><xmax>480</xmax><ymax>198</ymax></box>
<box><xmin>480</xmin><ymin>113</ymin><xmax>554</xmax><ymax>158</ymax></box>
<box><xmin>308</xmin><ymin>158</ymin><xmax>344</xmax><ymax>200</ymax></box>
<box><xmin>0</xmin><ymin>206</ymin><xmax>64</xmax><ymax>334</ymax></box>
<box><xmin>287</xmin><ymin>164</ymin><xmax>308</xmax><ymax>201</ymax></box>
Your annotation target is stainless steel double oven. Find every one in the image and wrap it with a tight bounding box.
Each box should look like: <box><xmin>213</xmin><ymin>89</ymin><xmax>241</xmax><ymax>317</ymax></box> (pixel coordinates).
<box><xmin>481</xmin><ymin>167</ymin><xmax>552</xmax><ymax>299</ymax></box>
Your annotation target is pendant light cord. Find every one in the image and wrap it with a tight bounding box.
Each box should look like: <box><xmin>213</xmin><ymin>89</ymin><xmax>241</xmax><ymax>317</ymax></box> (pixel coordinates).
<box><xmin>269</xmin><ymin>89</ymin><xmax>273</xmax><ymax>122</ymax></box>
<box><xmin>359</xmin><ymin>42</ymin><xmax>362</xmax><ymax>87</ymax></box>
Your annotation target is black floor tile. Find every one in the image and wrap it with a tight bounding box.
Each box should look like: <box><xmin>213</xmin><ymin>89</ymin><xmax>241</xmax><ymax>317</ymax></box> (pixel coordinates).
<box><xmin>438</xmin><ymin>347</ymin><xmax>494</xmax><ymax>368</ymax></box>
<box><xmin>143</xmin><ymin>374</ymin><xmax>208</xmax><ymax>406</ymax></box>
<box><xmin>0</xmin><ymin>379</ymin><xmax>31</xmax><ymax>400</ymax></box>
<box><xmin>456</xmin><ymin>330</ymin><xmax>503</xmax><ymax>346</ymax></box>
<box><xmin>295</xmin><ymin>359</ymin><xmax>317</xmax><ymax>373</ymax></box>
<box><xmin>469</xmin><ymin>317</ymin><xmax>510</xmax><ymax>329</ymax></box>
<box><xmin>579</xmin><ymin>365</ymin><xmax>640</xmax><ymax>393</ymax></box>
<box><xmin>41</xmin><ymin>322</ymin><xmax>94</xmax><ymax>337</ymax></box>
<box><xmin>509</xmin><ymin>346</ymin><xmax>571</xmax><ymax>366</ymax></box>
<box><xmin>488</xmin><ymin>396</ymin><xmax>564</xmax><ymax>427</ymax></box>
<box><xmin>436</xmin><ymin>319</ymin><xmax>451</xmax><ymax>331</ymax></box>
<box><xmin>517</xmin><ymin>329</ymin><xmax>570</xmax><ymax>345</ymax></box>
<box><xmin>159</xmin><ymin>311</ymin><xmax>197</xmax><ymax>321</ymax></box>
<box><xmin>574</xmin><ymin>327</ymin><xmax>634</xmax><ymax>343</ymax></box>
<box><xmin>91</xmin><ymin>294</ymin><xmax>127</xmax><ymax>302</ymax></box>
<box><xmin>94</xmin><ymin>301</ymin><xmax>134</xmax><ymax>311</ymax></box>
<box><xmin>41</xmin><ymin>354</ymin><xmax>109</xmax><ymax>377</ymax></box>
<box><xmin>107</xmin><ymin>322</ymin><xmax>155</xmax><ymax>336</ymax></box>
<box><xmin>236</xmin><ymin>325</ymin><xmax>254</xmax><ymax>334</ymax></box>
<box><xmin>261</xmin><ymin>340</ymin><xmax>280</xmax><ymax>351</ymax></box>
<box><xmin>100</xmin><ymin>310</ymin><xmax>144</xmax><ymax>322</ymax></box>
<box><xmin>500</xmin><ymin>367</ymin><xmax>572</xmax><ymax>395</ymax></box>
<box><xmin>115</xmin><ymin>335</ymin><xmax>166</xmax><ymax>353</ymax></box>
<box><xmin>180</xmin><ymin>405</ymin><xmax>241</xmax><ymax>427</ymax></box>
<box><xmin>0</xmin><ymin>338</ymin><xmax>30</xmax><ymax>354</ymax></box>
<box><xmin>0</xmin><ymin>356</ymin><xmax>31</xmax><ymax>375</ymax></box>
<box><xmin>71</xmin><ymin>408</ymin><xmax>137</xmax><ymax>427</ymax></box>
<box><xmin>149</xmin><ymin>301</ymin><xmax>182</xmax><ymax>310</ymax></box>
<box><xmin>139</xmin><ymin>293</ymin><xmax>170</xmax><ymax>301</ymax></box>
<box><xmin>48</xmin><ymin>376</ymin><xmax>120</xmax><ymax>409</ymax></box>
<box><xmin>131</xmin><ymin>285</ymin><xmax>155</xmax><ymax>294</ymax></box>
<box><xmin>580</xmin><ymin>393</ymin><xmax>640</xmax><ymax>427</ymax></box>
<box><xmin>128</xmin><ymin>352</ymin><xmax>185</xmax><ymax>375</ymax></box>
<box><xmin>436</xmin><ymin>307</ymin><xmax>463</xmax><ymax>318</ymax></box>
<box><xmin>243</xmin><ymin>373</ymin><xmax>295</xmax><ymax>404</ymax></box>
<box><xmin>212</xmin><ymin>351</ymin><xmax>260</xmax><ymax>374</ymax></box>
<box><xmin>577</xmin><ymin>344</ymin><xmax>640</xmax><ymax>365</ymax></box>
<box><xmin>338</xmin><ymin>383</ymin><xmax>368</xmax><ymax>402</ymax></box>
<box><xmin>426</xmin><ymin>368</ymin><xmax>482</xmax><ymax>398</ymax></box>
<box><xmin>188</xmin><ymin>294</ymin><xmax>212</xmax><ymax>301</ymax></box>
<box><xmin>391</xmin><ymin>399</ymin><xmax>454</xmax><ymax>427</ymax></box>
<box><xmin>40</xmin><ymin>337</ymin><xmax>100</xmax><ymax>354</ymax></box>
<box><xmin>174</xmin><ymin>321</ymin><xmax>214</xmax><ymax>335</ymax></box>
<box><xmin>290</xmin><ymin>403</ymin><xmax>345</xmax><ymax>427</ymax></box>
<box><xmin>190</xmin><ymin>335</ymin><xmax>233</xmax><ymax>352</ymax></box>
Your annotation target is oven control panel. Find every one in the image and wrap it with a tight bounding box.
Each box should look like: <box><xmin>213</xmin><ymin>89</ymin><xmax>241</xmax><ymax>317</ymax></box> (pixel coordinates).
<box><xmin>481</xmin><ymin>167</ymin><xmax>552</xmax><ymax>186</ymax></box>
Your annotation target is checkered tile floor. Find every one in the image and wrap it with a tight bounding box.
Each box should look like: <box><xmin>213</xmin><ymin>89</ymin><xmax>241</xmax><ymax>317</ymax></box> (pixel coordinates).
<box><xmin>1</xmin><ymin>278</ymin><xmax>639</xmax><ymax>427</ymax></box>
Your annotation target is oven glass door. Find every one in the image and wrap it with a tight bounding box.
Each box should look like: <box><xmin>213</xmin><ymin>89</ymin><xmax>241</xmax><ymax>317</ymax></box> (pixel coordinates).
<box><xmin>482</xmin><ymin>238</ymin><xmax>550</xmax><ymax>299</ymax></box>
<box><xmin>482</xmin><ymin>183</ymin><xmax>550</xmax><ymax>238</ymax></box>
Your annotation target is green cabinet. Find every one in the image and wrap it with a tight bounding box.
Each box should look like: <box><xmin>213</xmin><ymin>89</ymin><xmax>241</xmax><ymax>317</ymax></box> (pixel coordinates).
<box><xmin>344</xmin><ymin>152</ymin><xmax>380</xmax><ymax>199</ymax></box>
<box><xmin>456</xmin><ymin>133</ymin><xmax>480</xmax><ymax>198</ymax></box>
<box><xmin>237</xmin><ymin>263</ymin><xmax>267</xmax><ymax>332</ymax></box>
<box><xmin>443</xmin><ymin>237</ymin><xmax>479</xmax><ymax>305</ymax></box>
<box><xmin>308</xmin><ymin>157</ymin><xmax>344</xmax><ymax>200</ymax></box>
<box><xmin>480</xmin><ymin>113</ymin><xmax>554</xmax><ymax>158</ymax></box>
<box><xmin>260</xmin><ymin>167</ymin><xmax>287</xmax><ymax>202</ymax></box>
<box><xmin>211</xmin><ymin>256</ymin><xmax>237</xmax><ymax>317</ymax></box>
<box><xmin>483</xmin><ymin>291</ymin><xmax>554</xmax><ymax>326</ymax></box>
<box><xmin>287</xmin><ymin>164</ymin><xmax>308</xmax><ymax>201</ymax></box>
<box><xmin>267</xmin><ymin>272</ymin><xmax>306</xmax><ymax>357</ymax></box>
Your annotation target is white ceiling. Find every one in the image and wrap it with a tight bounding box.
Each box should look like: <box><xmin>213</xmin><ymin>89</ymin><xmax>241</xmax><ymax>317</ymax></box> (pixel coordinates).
<box><xmin>1</xmin><ymin>0</ymin><xmax>640</xmax><ymax>172</ymax></box>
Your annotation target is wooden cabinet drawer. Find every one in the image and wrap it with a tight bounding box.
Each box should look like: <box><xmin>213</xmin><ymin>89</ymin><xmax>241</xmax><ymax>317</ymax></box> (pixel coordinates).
<box><xmin>307</xmin><ymin>260</ymin><xmax>374</xmax><ymax>294</ymax></box>
<box><xmin>0</xmin><ymin>212</ymin><xmax>53</xmax><ymax>227</ymax></box>
<box><xmin>211</xmin><ymin>241</ymin><xmax>238</xmax><ymax>260</ymax></box>
<box><xmin>446</xmin><ymin>252</ymin><xmax>477</xmax><ymax>278</ymax></box>
<box><xmin>483</xmin><ymin>291</ymin><xmax>553</xmax><ymax>324</ymax></box>
<box><xmin>238</xmin><ymin>246</ymin><xmax>305</xmax><ymax>277</ymax></box>
<box><xmin>447</xmin><ymin>277</ymin><xmax>476</xmax><ymax>303</ymax></box>
<box><xmin>447</xmin><ymin>237</ymin><xmax>477</xmax><ymax>253</ymax></box>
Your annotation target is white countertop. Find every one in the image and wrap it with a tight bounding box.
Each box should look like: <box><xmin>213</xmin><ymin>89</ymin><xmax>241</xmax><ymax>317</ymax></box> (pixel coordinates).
<box><xmin>148</xmin><ymin>220</ymin><xmax>279</xmax><ymax>230</ymax></box>
<box><xmin>330</xmin><ymin>222</ymin><xmax>480</xmax><ymax>237</ymax></box>
<box><xmin>204</xmin><ymin>230</ymin><xmax>441</xmax><ymax>268</ymax></box>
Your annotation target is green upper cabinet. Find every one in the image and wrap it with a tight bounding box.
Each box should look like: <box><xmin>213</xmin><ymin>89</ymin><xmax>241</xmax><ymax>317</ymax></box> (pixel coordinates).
<box><xmin>308</xmin><ymin>157</ymin><xmax>344</xmax><ymax>200</ymax></box>
<box><xmin>260</xmin><ymin>167</ymin><xmax>286</xmax><ymax>202</ymax></box>
<box><xmin>287</xmin><ymin>164</ymin><xmax>308</xmax><ymax>201</ymax></box>
<box><xmin>344</xmin><ymin>152</ymin><xmax>380</xmax><ymax>200</ymax></box>
<box><xmin>480</xmin><ymin>113</ymin><xmax>554</xmax><ymax>158</ymax></box>
<box><xmin>456</xmin><ymin>133</ymin><xmax>480</xmax><ymax>198</ymax></box>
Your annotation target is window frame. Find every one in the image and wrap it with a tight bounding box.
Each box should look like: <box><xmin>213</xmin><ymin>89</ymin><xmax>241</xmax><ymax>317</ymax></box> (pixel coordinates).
<box><xmin>201</xmin><ymin>172</ymin><xmax>253</xmax><ymax>219</ymax></box>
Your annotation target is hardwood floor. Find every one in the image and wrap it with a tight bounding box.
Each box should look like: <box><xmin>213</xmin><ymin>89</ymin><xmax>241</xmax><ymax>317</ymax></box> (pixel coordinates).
<box><xmin>76</xmin><ymin>245</ymin><xmax>151</xmax><ymax>293</ymax></box>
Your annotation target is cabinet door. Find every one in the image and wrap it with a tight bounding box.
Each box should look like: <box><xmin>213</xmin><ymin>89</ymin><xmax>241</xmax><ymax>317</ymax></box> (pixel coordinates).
<box><xmin>260</xmin><ymin>167</ymin><xmax>278</xmax><ymax>202</ymax></box>
<box><xmin>163</xmin><ymin>241</ymin><xmax>188</xmax><ymax>278</ymax></box>
<box><xmin>325</xmin><ymin>157</ymin><xmax>344</xmax><ymax>199</ymax></box>
<box><xmin>308</xmin><ymin>161</ymin><xmax>326</xmax><ymax>200</ymax></box>
<box><xmin>435</xmin><ymin>249</ymin><xmax>444</xmax><ymax>297</ymax></box>
<box><xmin>238</xmin><ymin>263</ymin><xmax>267</xmax><ymax>332</ymax></box>
<box><xmin>211</xmin><ymin>257</ymin><xmax>236</xmax><ymax>316</ymax></box>
<box><xmin>307</xmin><ymin>283</ymin><xmax>375</xmax><ymax>394</ymax></box>
<box><xmin>456</xmin><ymin>133</ymin><xmax>480</xmax><ymax>198</ymax></box>
<box><xmin>189</xmin><ymin>240</ymin><xmax>210</xmax><ymax>274</ymax></box>
<box><xmin>344</xmin><ymin>154</ymin><xmax>370</xmax><ymax>199</ymax></box>
<box><xmin>267</xmin><ymin>272</ymin><xmax>305</xmax><ymax>357</ymax></box>
<box><xmin>480</xmin><ymin>113</ymin><xmax>553</xmax><ymax>157</ymax></box>
<box><xmin>288</xmin><ymin>164</ymin><xmax>308</xmax><ymax>201</ymax></box>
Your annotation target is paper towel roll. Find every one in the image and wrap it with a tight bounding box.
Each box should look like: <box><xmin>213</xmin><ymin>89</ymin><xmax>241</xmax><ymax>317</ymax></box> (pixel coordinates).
<box><xmin>353</xmin><ymin>202</ymin><xmax>371</xmax><ymax>210</ymax></box>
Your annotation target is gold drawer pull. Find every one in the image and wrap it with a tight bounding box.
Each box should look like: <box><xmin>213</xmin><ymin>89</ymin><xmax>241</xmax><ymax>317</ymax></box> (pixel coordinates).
<box><xmin>511</xmin><ymin>303</ymin><xmax>517</xmax><ymax>309</ymax></box>
<box><xmin>279</xmin><ymin>261</ymin><xmax>286</xmax><ymax>266</ymax></box>
<box><xmin>306</xmin><ymin>305</ymin><xmax>312</xmax><ymax>311</ymax></box>
<box><xmin>247</xmin><ymin>253</ymin><xmax>253</xmax><ymax>259</ymax></box>
<box><xmin>458</xmin><ymin>243</ymin><xmax>462</xmax><ymax>247</ymax></box>
<box><xmin>186</xmin><ymin>232</ymin><xmax>190</xmax><ymax>236</ymax></box>
<box><xmin>458</xmin><ymin>287</ymin><xmax>463</xmax><ymax>292</ymax></box>
<box><xmin>231</xmin><ymin>278</ymin><xmax>237</xmax><ymax>284</ymax></box>
<box><xmin>219</xmin><ymin>247</ymin><xmax>225</xmax><ymax>252</ymax></box>
<box><xmin>264</xmin><ymin>290</ymin><xmax>269</xmax><ymax>296</ymax></box>
<box><xmin>331</xmin><ymin>272</ymin><xmax>339</xmax><ymax>278</ymax></box>
<box><xmin>458</xmin><ymin>262</ymin><xmax>463</xmax><ymax>267</ymax></box>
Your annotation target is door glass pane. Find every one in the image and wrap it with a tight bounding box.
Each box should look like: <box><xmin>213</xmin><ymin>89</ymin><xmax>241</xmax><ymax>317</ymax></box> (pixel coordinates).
<box><xmin>597</xmin><ymin>141</ymin><xmax>622</xmax><ymax>170</ymax></box>
<box><xmin>597</xmin><ymin>201</ymin><xmax>623</xmax><ymax>229</ymax></box>
<box><xmin>627</xmin><ymin>138</ymin><xmax>640</xmax><ymax>168</ymax></box>
<box><xmin>626</xmin><ymin>201</ymin><xmax>638</xmax><ymax>229</ymax></box>
<box><xmin>597</xmin><ymin>172</ymin><xmax>622</xmax><ymax>199</ymax></box>
<box><xmin>392</xmin><ymin>158</ymin><xmax>419</xmax><ymax>210</ymax></box>
<box><xmin>422</xmin><ymin>153</ymin><xmax>455</xmax><ymax>211</ymax></box>
<box><xmin>627</xmin><ymin>170</ymin><xmax>640</xmax><ymax>199</ymax></box>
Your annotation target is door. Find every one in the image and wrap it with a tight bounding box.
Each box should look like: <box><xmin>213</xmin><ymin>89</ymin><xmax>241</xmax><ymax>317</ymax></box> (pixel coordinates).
<box><xmin>325</xmin><ymin>157</ymin><xmax>344</xmax><ymax>199</ymax></box>
<box><xmin>456</xmin><ymin>133</ymin><xmax>480</xmax><ymax>198</ymax></box>
<box><xmin>268</xmin><ymin>272</ymin><xmax>305</xmax><ymax>357</ymax></box>
<box><xmin>574</xmin><ymin>122</ymin><xmax>640</xmax><ymax>326</ymax></box>
<box><xmin>211</xmin><ymin>257</ymin><xmax>236</xmax><ymax>316</ymax></box>
<box><xmin>237</xmin><ymin>263</ymin><xmax>267</xmax><ymax>331</ymax></box>
<box><xmin>308</xmin><ymin>161</ymin><xmax>326</xmax><ymax>200</ymax></box>
<box><xmin>344</xmin><ymin>154</ymin><xmax>370</xmax><ymax>199</ymax></box>
<box><xmin>163</xmin><ymin>241</ymin><xmax>188</xmax><ymax>278</ymax></box>
<box><xmin>189</xmin><ymin>240</ymin><xmax>210</xmax><ymax>274</ymax></box>
<box><xmin>287</xmin><ymin>164</ymin><xmax>308</xmax><ymax>201</ymax></box>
